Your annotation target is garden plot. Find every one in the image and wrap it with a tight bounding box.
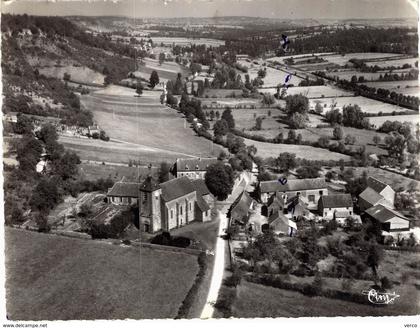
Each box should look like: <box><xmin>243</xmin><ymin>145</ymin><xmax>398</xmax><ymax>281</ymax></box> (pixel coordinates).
<box><xmin>201</xmin><ymin>98</ymin><xmax>262</xmax><ymax>109</ymax></box>
<box><xmin>266</xmin><ymin>53</ymin><xmax>336</xmax><ymax>64</ymax></box>
<box><xmin>308</xmin><ymin>96</ymin><xmax>415</xmax><ymax>115</ymax></box>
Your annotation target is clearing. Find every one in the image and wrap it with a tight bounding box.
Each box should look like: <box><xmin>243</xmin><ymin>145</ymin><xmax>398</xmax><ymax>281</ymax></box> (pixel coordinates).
<box><xmin>5</xmin><ymin>228</ymin><xmax>199</xmax><ymax>320</ymax></box>
<box><xmin>258</xmin><ymin>85</ymin><xmax>354</xmax><ymax>98</ymax></box>
<box><xmin>39</xmin><ymin>65</ymin><xmax>105</xmax><ymax>85</ymax></box>
<box><xmin>363</xmin><ymin>80</ymin><xmax>419</xmax><ymax>96</ymax></box>
<box><xmin>368</xmin><ymin>114</ymin><xmax>419</xmax><ymax>130</ymax></box>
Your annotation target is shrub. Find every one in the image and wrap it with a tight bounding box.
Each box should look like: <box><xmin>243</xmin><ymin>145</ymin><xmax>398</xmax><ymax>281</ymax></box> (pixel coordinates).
<box><xmin>380</xmin><ymin>276</ymin><xmax>393</xmax><ymax>290</ymax></box>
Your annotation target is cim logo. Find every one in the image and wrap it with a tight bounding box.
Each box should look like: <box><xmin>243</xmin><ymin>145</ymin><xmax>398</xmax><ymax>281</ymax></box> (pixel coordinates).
<box><xmin>362</xmin><ymin>289</ymin><xmax>400</xmax><ymax>305</ymax></box>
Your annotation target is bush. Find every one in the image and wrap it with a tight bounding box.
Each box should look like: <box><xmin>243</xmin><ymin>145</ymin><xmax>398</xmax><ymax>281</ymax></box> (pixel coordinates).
<box><xmin>151</xmin><ymin>232</ymin><xmax>172</xmax><ymax>246</ymax></box>
<box><xmin>380</xmin><ymin>276</ymin><xmax>393</xmax><ymax>290</ymax></box>
<box><xmin>171</xmin><ymin>236</ymin><xmax>191</xmax><ymax>248</ymax></box>
<box><xmin>214</xmin><ymin>287</ymin><xmax>236</xmax><ymax>317</ymax></box>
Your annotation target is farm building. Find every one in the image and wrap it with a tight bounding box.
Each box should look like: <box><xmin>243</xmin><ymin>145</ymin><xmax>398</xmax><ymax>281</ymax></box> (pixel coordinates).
<box><xmin>139</xmin><ymin>176</ymin><xmax>213</xmax><ymax>233</ymax></box>
<box><xmin>266</xmin><ymin>193</ymin><xmax>309</xmax><ymax>219</ymax></box>
<box><xmin>107</xmin><ymin>177</ymin><xmax>141</xmax><ymax>206</ymax></box>
<box><xmin>258</xmin><ymin>178</ymin><xmax>328</xmax><ymax>210</ymax></box>
<box><xmin>171</xmin><ymin>157</ymin><xmax>218</xmax><ymax>180</ymax></box>
<box><xmin>358</xmin><ymin>177</ymin><xmax>395</xmax><ymax>212</ymax></box>
<box><xmin>363</xmin><ymin>204</ymin><xmax>411</xmax><ymax>233</ymax></box>
<box><xmin>319</xmin><ymin>194</ymin><xmax>354</xmax><ymax>221</ymax></box>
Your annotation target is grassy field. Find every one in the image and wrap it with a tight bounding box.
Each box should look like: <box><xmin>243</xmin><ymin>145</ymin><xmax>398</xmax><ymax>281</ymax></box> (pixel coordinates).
<box><xmin>322</xmin><ymin>53</ymin><xmax>402</xmax><ymax>66</ymax></box>
<box><xmin>150</xmin><ymin>36</ymin><xmax>225</xmax><ymax>47</ymax></box>
<box><xmin>80</xmin><ymin>86</ymin><xmax>223</xmax><ymax>161</ymax></box>
<box><xmin>363</xmin><ymin>80</ymin><xmax>419</xmax><ymax>96</ymax></box>
<box><xmin>60</xmin><ymin>136</ymin><xmax>187</xmax><ymax>164</ymax></box>
<box><xmin>39</xmin><ymin>65</ymin><xmax>105</xmax><ymax>84</ymax></box>
<box><xmin>5</xmin><ymin>228</ymin><xmax>199</xmax><ymax>320</ymax></box>
<box><xmin>136</xmin><ymin>58</ymin><xmax>189</xmax><ymax>81</ymax></box>
<box><xmin>368</xmin><ymin>114</ymin><xmax>419</xmax><ymax>130</ymax></box>
<box><xmin>78</xmin><ymin>162</ymin><xmax>159</xmax><ymax>181</ymax></box>
<box><xmin>239</xmin><ymin>65</ymin><xmax>304</xmax><ymax>88</ymax></box>
<box><xmin>242</xmin><ymin>138</ymin><xmax>351</xmax><ymax>161</ymax></box>
<box><xmin>365</xmin><ymin>57</ymin><xmax>418</xmax><ymax>68</ymax></box>
<box><xmin>203</xmin><ymin>89</ymin><xmax>244</xmax><ymax>98</ymax></box>
<box><xmin>233</xmin><ymin>279</ymin><xmax>419</xmax><ymax>318</ymax></box>
<box><xmin>326</xmin><ymin>69</ymin><xmax>412</xmax><ymax>82</ymax></box>
<box><xmin>258</xmin><ymin>85</ymin><xmax>354</xmax><ymax>98</ymax></box>
<box><xmin>308</xmin><ymin>96</ymin><xmax>414</xmax><ymax>115</ymax></box>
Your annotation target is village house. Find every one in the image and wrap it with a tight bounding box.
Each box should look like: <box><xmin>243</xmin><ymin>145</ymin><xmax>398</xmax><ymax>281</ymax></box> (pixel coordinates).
<box><xmin>228</xmin><ymin>191</ymin><xmax>255</xmax><ymax>232</ymax></box>
<box><xmin>171</xmin><ymin>157</ymin><xmax>218</xmax><ymax>180</ymax></box>
<box><xmin>319</xmin><ymin>193</ymin><xmax>354</xmax><ymax>221</ymax></box>
<box><xmin>138</xmin><ymin>176</ymin><xmax>213</xmax><ymax>233</ymax></box>
<box><xmin>258</xmin><ymin>178</ymin><xmax>328</xmax><ymax>210</ymax></box>
<box><xmin>107</xmin><ymin>177</ymin><xmax>141</xmax><ymax>206</ymax></box>
<box><xmin>363</xmin><ymin>204</ymin><xmax>412</xmax><ymax>233</ymax></box>
<box><xmin>266</xmin><ymin>193</ymin><xmax>310</xmax><ymax>219</ymax></box>
<box><xmin>358</xmin><ymin>177</ymin><xmax>395</xmax><ymax>212</ymax></box>
<box><xmin>264</xmin><ymin>211</ymin><xmax>297</xmax><ymax>237</ymax></box>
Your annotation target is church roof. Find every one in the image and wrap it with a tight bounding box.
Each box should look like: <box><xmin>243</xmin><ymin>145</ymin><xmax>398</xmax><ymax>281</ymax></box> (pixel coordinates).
<box><xmin>160</xmin><ymin>176</ymin><xmax>196</xmax><ymax>202</ymax></box>
<box><xmin>175</xmin><ymin>157</ymin><xmax>218</xmax><ymax>172</ymax></box>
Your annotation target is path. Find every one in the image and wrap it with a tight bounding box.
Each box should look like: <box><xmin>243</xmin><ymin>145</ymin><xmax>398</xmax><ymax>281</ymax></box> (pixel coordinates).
<box><xmin>200</xmin><ymin>172</ymin><xmax>252</xmax><ymax>319</ymax></box>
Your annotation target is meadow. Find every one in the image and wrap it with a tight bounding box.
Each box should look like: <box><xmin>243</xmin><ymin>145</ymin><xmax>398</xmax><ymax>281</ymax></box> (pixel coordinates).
<box><xmin>5</xmin><ymin>228</ymin><xmax>199</xmax><ymax>320</ymax></box>
<box><xmin>238</xmin><ymin>64</ymin><xmax>304</xmax><ymax>88</ymax></box>
<box><xmin>308</xmin><ymin>96</ymin><xmax>415</xmax><ymax>115</ymax></box>
<box><xmin>78</xmin><ymin>162</ymin><xmax>159</xmax><ymax>181</ymax></box>
<box><xmin>258</xmin><ymin>85</ymin><xmax>354</xmax><ymax>98</ymax></box>
<box><xmin>80</xmin><ymin>86</ymin><xmax>223</xmax><ymax>161</ymax></box>
<box><xmin>363</xmin><ymin>80</ymin><xmax>419</xmax><ymax>96</ymax></box>
<box><xmin>368</xmin><ymin>114</ymin><xmax>419</xmax><ymax>130</ymax></box>
<box><xmin>233</xmin><ymin>280</ymin><xmax>419</xmax><ymax>318</ymax></box>
<box><xmin>365</xmin><ymin>57</ymin><xmax>418</xmax><ymax>68</ymax></box>
<box><xmin>242</xmin><ymin>138</ymin><xmax>351</xmax><ymax>161</ymax></box>
<box><xmin>322</xmin><ymin>53</ymin><xmax>403</xmax><ymax>66</ymax></box>
<box><xmin>39</xmin><ymin>65</ymin><xmax>105</xmax><ymax>85</ymax></box>
<box><xmin>150</xmin><ymin>37</ymin><xmax>225</xmax><ymax>47</ymax></box>
<box><xmin>326</xmin><ymin>69</ymin><xmax>413</xmax><ymax>82</ymax></box>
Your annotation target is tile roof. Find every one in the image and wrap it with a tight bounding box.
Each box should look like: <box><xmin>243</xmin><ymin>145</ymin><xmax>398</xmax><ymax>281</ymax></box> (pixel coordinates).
<box><xmin>107</xmin><ymin>182</ymin><xmax>140</xmax><ymax>198</ymax></box>
<box><xmin>359</xmin><ymin>187</ymin><xmax>384</xmax><ymax>206</ymax></box>
<box><xmin>191</xmin><ymin>179</ymin><xmax>211</xmax><ymax>196</ymax></box>
<box><xmin>160</xmin><ymin>176</ymin><xmax>196</xmax><ymax>202</ymax></box>
<box><xmin>367</xmin><ymin>177</ymin><xmax>389</xmax><ymax>194</ymax></box>
<box><xmin>320</xmin><ymin>194</ymin><xmax>353</xmax><ymax>208</ymax></box>
<box><xmin>140</xmin><ymin>176</ymin><xmax>161</xmax><ymax>192</ymax></box>
<box><xmin>196</xmin><ymin>194</ymin><xmax>210</xmax><ymax>212</ymax></box>
<box><xmin>365</xmin><ymin>204</ymin><xmax>409</xmax><ymax>223</ymax></box>
<box><xmin>228</xmin><ymin>191</ymin><xmax>253</xmax><ymax>223</ymax></box>
<box><xmin>260</xmin><ymin>178</ymin><xmax>327</xmax><ymax>194</ymax></box>
<box><xmin>175</xmin><ymin>157</ymin><xmax>218</xmax><ymax>172</ymax></box>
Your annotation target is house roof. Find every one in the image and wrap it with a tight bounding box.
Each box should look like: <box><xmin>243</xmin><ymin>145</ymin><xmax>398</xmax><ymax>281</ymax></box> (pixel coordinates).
<box><xmin>196</xmin><ymin>194</ymin><xmax>210</xmax><ymax>212</ymax></box>
<box><xmin>260</xmin><ymin>178</ymin><xmax>327</xmax><ymax>194</ymax></box>
<box><xmin>320</xmin><ymin>194</ymin><xmax>353</xmax><ymax>208</ymax></box>
<box><xmin>367</xmin><ymin>177</ymin><xmax>388</xmax><ymax>194</ymax></box>
<box><xmin>359</xmin><ymin>187</ymin><xmax>384</xmax><ymax>206</ymax></box>
<box><xmin>160</xmin><ymin>176</ymin><xmax>196</xmax><ymax>202</ymax></box>
<box><xmin>140</xmin><ymin>176</ymin><xmax>161</xmax><ymax>192</ymax></box>
<box><xmin>107</xmin><ymin>182</ymin><xmax>140</xmax><ymax>198</ymax></box>
<box><xmin>365</xmin><ymin>204</ymin><xmax>410</xmax><ymax>223</ymax></box>
<box><xmin>175</xmin><ymin>157</ymin><xmax>218</xmax><ymax>172</ymax></box>
<box><xmin>228</xmin><ymin>191</ymin><xmax>253</xmax><ymax>223</ymax></box>
<box><xmin>191</xmin><ymin>179</ymin><xmax>211</xmax><ymax>196</ymax></box>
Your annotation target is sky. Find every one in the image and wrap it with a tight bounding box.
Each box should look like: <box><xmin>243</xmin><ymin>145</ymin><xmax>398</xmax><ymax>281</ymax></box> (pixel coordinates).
<box><xmin>1</xmin><ymin>0</ymin><xmax>418</xmax><ymax>19</ymax></box>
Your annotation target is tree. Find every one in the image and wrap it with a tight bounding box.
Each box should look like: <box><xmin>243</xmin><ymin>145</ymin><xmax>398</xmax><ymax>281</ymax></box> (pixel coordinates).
<box><xmin>318</xmin><ymin>136</ymin><xmax>330</xmax><ymax>148</ymax></box>
<box><xmin>285</xmin><ymin>94</ymin><xmax>309</xmax><ymax>117</ymax></box>
<box><xmin>296</xmin><ymin>166</ymin><xmax>320</xmax><ymax>179</ymax></box>
<box><xmin>136</xmin><ymin>82</ymin><xmax>143</xmax><ymax>96</ymax></box>
<box><xmin>258</xmin><ymin>68</ymin><xmax>267</xmax><ymax>78</ymax></box>
<box><xmin>215</xmin><ymin>111</ymin><xmax>220</xmax><ymax>120</ymax></box>
<box><xmin>275</xmin><ymin>152</ymin><xmax>297</xmax><ymax>172</ymax></box>
<box><xmin>213</xmin><ymin>119</ymin><xmax>229</xmax><ymax>137</ymax></box>
<box><xmin>63</xmin><ymin>72</ymin><xmax>71</xmax><ymax>81</ymax></box>
<box><xmin>173</xmin><ymin>73</ymin><xmax>183</xmax><ymax>95</ymax></box>
<box><xmin>367</xmin><ymin>244</ymin><xmax>383</xmax><ymax>277</ymax></box>
<box><xmin>190</xmin><ymin>63</ymin><xmax>202</xmax><ymax>75</ymax></box>
<box><xmin>385</xmin><ymin>132</ymin><xmax>406</xmax><ymax>162</ymax></box>
<box><xmin>205</xmin><ymin>162</ymin><xmax>235</xmax><ymax>201</ymax></box>
<box><xmin>290</xmin><ymin>112</ymin><xmax>307</xmax><ymax>129</ymax></box>
<box><xmin>158</xmin><ymin>162</ymin><xmax>170</xmax><ymax>183</ymax></box>
<box><xmin>30</xmin><ymin>177</ymin><xmax>60</xmax><ymax>212</ymax></box>
<box><xmin>333</xmin><ymin>125</ymin><xmax>344</xmax><ymax>140</ymax></box>
<box><xmin>209</xmin><ymin>110</ymin><xmax>215</xmax><ymax>121</ymax></box>
<box><xmin>345</xmin><ymin>134</ymin><xmax>356</xmax><ymax>145</ymax></box>
<box><xmin>221</xmin><ymin>108</ymin><xmax>235</xmax><ymax>130</ymax></box>
<box><xmin>373</xmin><ymin>135</ymin><xmax>381</xmax><ymax>145</ymax></box>
<box><xmin>14</xmin><ymin>113</ymin><xmax>33</xmax><ymax>135</ymax></box>
<box><xmin>315</xmin><ymin>102</ymin><xmax>323</xmax><ymax>114</ymax></box>
<box><xmin>159</xmin><ymin>53</ymin><xmax>165</xmax><ymax>65</ymax></box>
<box><xmin>37</xmin><ymin>123</ymin><xmax>58</xmax><ymax>145</ymax></box>
<box><xmin>254</xmin><ymin>116</ymin><xmax>264</xmax><ymax>130</ymax></box>
<box><xmin>149</xmin><ymin>70</ymin><xmax>160</xmax><ymax>88</ymax></box>
<box><xmin>262</xmin><ymin>93</ymin><xmax>275</xmax><ymax>106</ymax></box>
<box><xmin>52</xmin><ymin>151</ymin><xmax>81</xmax><ymax>180</ymax></box>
